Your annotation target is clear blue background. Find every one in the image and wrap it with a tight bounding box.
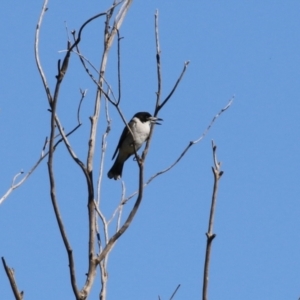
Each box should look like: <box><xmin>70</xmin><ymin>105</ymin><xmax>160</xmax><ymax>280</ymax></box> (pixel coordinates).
<box><xmin>1</xmin><ymin>1</ymin><xmax>300</xmax><ymax>299</ymax></box>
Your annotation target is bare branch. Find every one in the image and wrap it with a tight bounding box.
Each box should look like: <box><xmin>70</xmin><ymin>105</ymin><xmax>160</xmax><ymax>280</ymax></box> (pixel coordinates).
<box><xmin>47</xmin><ymin>85</ymin><xmax>80</xmax><ymax>299</ymax></box>
<box><xmin>156</xmin><ymin>61</ymin><xmax>190</xmax><ymax>114</ymax></box>
<box><xmin>0</xmin><ymin>159</ymin><xmax>43</xmax><ymax>205</ymax></box>
<box><xmin>153</xmin><ymin>11</ymin><xmax>189</xmax><ymax>116</ymax></box>
<box><xmin>67</xmin><ymin>48</ymin><xmax>118</xmax><ymax>103</ymax></box>
<box><xmin>94</xmin><ymin>200</ymin><xmax>108</xmax><ymax>244</ymax></box>
<box><xmin>154</xmin><ymin>10</ymin><xmax>162</xmax><ymax>111</ymax></box>
<box><xmin>0</xmin><ymin>120</ymin><xmax>82</xmax><ymax>205</ymax></box>
<box><xmin>116</xmin><ymin>29</ymin><xmax>122</xmax><ymax>105</ymax></box>
<box><xmin>143</xmin><ymin>11</ymin><xmax>189</xmax><ymax>162</ymax></box>
<box><xmin>0</xmin><ymin>171</ymin><xmax>23</xmax><ymax>205</ymax></box>
<box><xmin>96</xmin><ymin>96</ymin><xmax>111</xmax><ymax>205</ymax></box>
<box><xmin>169</xmin><ymin>284</ymin><xmax>181</xmax><ymax>300</ymax></box>
<box><xmin>96</xmin><ymin>161</ymin><xmax>145</xmax><ymax>264</ymax></box>
<box><xmin>202</xmin><ymin>141</ymin><xmax>223</xmax><ymax>300</ymax></box>
<box><xmin>2</xmin><ymin>257</ymin><xmax>24</xmax><ymax>300</ymax></box>
<box><xmin>54</xmin><ymin>115</ymin><xmax>89</xmax><ymax>179</ymax></box>
<box><xmin>35</xmin><ymin>0</ymin><xmax>52</xmax><ymax>104</ymax></box>
<box><xmin>99</xmin><ymin>260</ymin><xmax>108</xmax><ymax>300</ymax></box>
<box><xmin>69</xmin><ymin>33</ymin><xmax>117</xmax><ymax>105</ymax></box>
<box><xmin>95</xmin><ymin>96</ymin><xmax>111</xmax><ymax>251</ymax></box>
<box><xmin>77</xmin><ymin>89</ymin><xmax>87</xmax><ymax>124</ymax></box>
<box><xmin>117</xmin><ymin>181</ymin><xmax>126</xmax><ymax>231</ymax></box>
<box><xmin>194</xmin><ymin>97</ymin><xmax>234</xmax><ymax>144</ymax></box>
<box><xmin>138</xmin><ymin>10</ymin><xmax>163</xmax><ymax>164</ymax></box>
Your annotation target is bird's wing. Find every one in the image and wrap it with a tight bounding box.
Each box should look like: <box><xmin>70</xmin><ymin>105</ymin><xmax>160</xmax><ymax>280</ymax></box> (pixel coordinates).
<box><xmin>111</xmin><ymin>122</ymin><xmax>132</xmax><ymax>160</ymax></box>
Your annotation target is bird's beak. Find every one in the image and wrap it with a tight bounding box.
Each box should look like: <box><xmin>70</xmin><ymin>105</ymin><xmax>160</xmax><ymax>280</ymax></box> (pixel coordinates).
<box><xmin>148</xmin><ymin>116</ymin><xmax>163</xmax><ymax>125</ymax></box>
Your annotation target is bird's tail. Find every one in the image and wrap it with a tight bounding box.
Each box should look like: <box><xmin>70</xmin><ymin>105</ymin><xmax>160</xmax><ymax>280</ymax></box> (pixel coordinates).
<box><xmin>107</xmin><ymin>160</ymin><xmax>124</xmax><ymax>180</ymax></box>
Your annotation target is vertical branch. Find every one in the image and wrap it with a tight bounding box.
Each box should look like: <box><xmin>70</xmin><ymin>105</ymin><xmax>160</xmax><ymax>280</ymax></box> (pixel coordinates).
<box><xmin>154</xmin><ymin>10</ymin><xmax>162</xmax><ymax>112</ymax></box>
<box><xmin>142</xmin><ymin>10</ymin><xmax>162</xmax><ymax>160</ymax></box>
<box><xmin>34</xmin><ymin>0</ymin><xmax>52</xmax><ymax>104</ymax></box>
<box><xmin>1</xmin><ymin>257</ymin><xmax>23</xmax><ymax>300</ymax></box>
<box><xmin>202</xmin><ymin>141</ymin><xmax>223</xmax><ymax>300</ymax></box>
<box><xmin>99</xmin><ymin>260</ymin><xmax>108</xmax><ymax>300</ymax></box>
<box><xmin>116</xmin><ymin>181</ymin><xmax>126</xmax><ymax>231</ymax></box>
<box><xmin>97</xmin><ymin>98</ymin><xmax>111</xmax><ymax>300</ymax></box>
<box><xmin>47</xmin><ymin>84</ymin><xmax>80</xmax><ymax>299</ymax></box>
<box><xmin>116</xmin><ymin>29</ymin><xmax>122</xmax><ymax>105</ymax></box>
<box><xmin>96</xmin><ymin>98</ymin><xmax>111</xmax><ymax>208</ymax></box>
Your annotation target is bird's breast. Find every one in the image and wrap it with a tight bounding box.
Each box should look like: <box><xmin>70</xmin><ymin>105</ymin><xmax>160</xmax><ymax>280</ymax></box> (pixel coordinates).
<box><xmin>131</xmin><ymin>121</ymin><xmax>150</xmax><ymax>147</ymax></box>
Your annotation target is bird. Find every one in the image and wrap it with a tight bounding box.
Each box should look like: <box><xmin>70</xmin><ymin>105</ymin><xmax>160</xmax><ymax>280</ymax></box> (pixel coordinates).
<box><xmin>107</xmin><ymin>112</ymin><xmax>162</xmax><ymax>180</ymax></box>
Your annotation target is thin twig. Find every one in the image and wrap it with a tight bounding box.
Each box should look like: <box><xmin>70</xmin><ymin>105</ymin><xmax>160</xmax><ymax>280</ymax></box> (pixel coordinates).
<box><xmin>54</xmin><ymin>114</ymin><xmax>89</xmax><ymax>179</ymax></box>
<box><xmin>0</xmin><ymin>171</ymin><xmax>23</xmax><ymax>205</ymax></box>
<box><xmin>78</xmin><ymin>89</ymin><xmax>87</xmax><ymax>124</ymax></box>
<box><xmin>0</xmin><ymin>121</ymin><xmax>82</xmax><ymax>205</ymax></box>
<box><xmin>116</xmin><ymin>29</ymin><xmax>122</xmax><ymax>105</ymax></box>
<box><xmin>154</xmin><ymin>10</ymin><xmax>162</xmax><ymax>111</ymax></box>
<box><xmin>144</xmin><ymin>12</ymin><xmax>189</xmax><ymax>161</ymax></box>
<box><xmin>169</xmin><ymin>284</ymin><xmax>181</xmax><ymax>300</ymax></box>
<box><xmin>66</xmin><ymin>48</ymin><xmax>118</xmax><ymax>103</ymax></box>
<box><xmin>116</xmin><ymin>181</ymin><xmax>126</xmax><ymax>231</ymax></box>
<box><xmin>2</xmin><ymin>257</ymin><xmax>24</xmax><ymax>300</ymax></box>
<box><xmin>106</xmin><ymin>180</ymin><xmax>125</xmax><ymax>226</ymax></box>
<box><xmin>93</xmin><ymin>200</ymin><xmax>108</xmax><ymax>245</ymax></box>
<box><xmin>156</xmin><ymin>61</ymin><xmax>190</xmax><ymax>114</ymax></box>
<box><xmin>95</xmin><ymin>94</ymin><xmax>111</xmax><ymax>259</ymax></box>
<box><xmin>202</xmin><ymin>141</ymin><xmax>223</xmax><ymax>300</ymax></box>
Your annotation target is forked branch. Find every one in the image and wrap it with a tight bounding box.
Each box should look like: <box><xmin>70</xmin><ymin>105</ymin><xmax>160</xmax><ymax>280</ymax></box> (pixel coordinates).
<box><xmin>143</xmin><ymin>11</ymin><xmax>189</xmax><ymax>164</ymax></box>
<box><xmin>96</xmin><ymin>161</ymin><xmax>145</xmax><ymax>264</ymax></box>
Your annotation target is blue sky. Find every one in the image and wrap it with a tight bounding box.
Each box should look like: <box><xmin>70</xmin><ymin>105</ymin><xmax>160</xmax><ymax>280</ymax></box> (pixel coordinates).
<box><xmin>1</xmin><ymin>1</ymin><xmax>300</xmax><ymax>299</ymax></box>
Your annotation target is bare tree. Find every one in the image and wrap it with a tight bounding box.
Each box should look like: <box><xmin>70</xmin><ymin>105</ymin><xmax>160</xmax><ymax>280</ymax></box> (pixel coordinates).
<box><xmin>1</xmin><ymin>1</ymin><xmax>233</xmax><ymax>299</ymax></box>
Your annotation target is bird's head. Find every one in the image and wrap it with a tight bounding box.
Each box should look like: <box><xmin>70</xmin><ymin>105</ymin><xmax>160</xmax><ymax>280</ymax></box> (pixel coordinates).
<box><xmin>133</xmin><ymin>112</ymin><xmax>163</xmax><ymax>125</ymax></box>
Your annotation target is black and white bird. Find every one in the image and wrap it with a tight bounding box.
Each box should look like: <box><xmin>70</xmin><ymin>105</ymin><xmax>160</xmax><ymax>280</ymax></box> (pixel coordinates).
<box><xmin>107</xmin><ymin>112</ymin><xmax>162</xmax><ymax>180</ymax></box>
